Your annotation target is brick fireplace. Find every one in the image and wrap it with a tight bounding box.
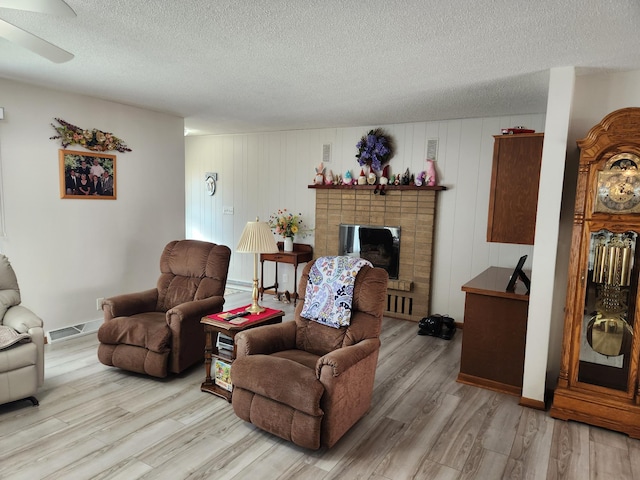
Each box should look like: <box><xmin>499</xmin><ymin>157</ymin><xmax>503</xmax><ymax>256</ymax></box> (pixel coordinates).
<box><xmin>310</xmin><ymin>185</ymin><xmax>445</xmax><ymax>322</ymax></box>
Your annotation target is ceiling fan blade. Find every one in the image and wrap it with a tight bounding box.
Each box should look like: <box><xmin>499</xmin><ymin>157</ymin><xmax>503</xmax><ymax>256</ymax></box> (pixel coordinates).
<box><xmin>0</xmin><ymin>0</ymin><xmax>76</xmax><ymax>17</ymax></box>
<box><xmin>0</xmin><ymin>18</ymin><xmax>73</xmax><ymax>63</ymax></box>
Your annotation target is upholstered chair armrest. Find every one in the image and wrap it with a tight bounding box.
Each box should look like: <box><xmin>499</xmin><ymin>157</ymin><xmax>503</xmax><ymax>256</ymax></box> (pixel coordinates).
<box><xmin>166</xmin><ymin>296</ymin><xmax>225</xmax><ymax>326</ymax></box>
<box><xmin>4</xmin><ymin>305</ymin><xmax>45</xmax><ymax>386</ymax></box>
<box><xmin>3</xmin><ymin>305</ymin><xmax>43</xmax><ymax>332</ymax></box>
<box><xmin>316</xmin><ymin>338</ymin><xmax>380</xmax><ymax>378</ymax></box>
<box><xmin>235</xmin><ymin>321</ymin><xmax>297</xmax><ymax>358</ymax></box>
<box><xmin>103</xmin><ymin>289</ymin><xmax>158</xmax><ymax>319</ymax></box>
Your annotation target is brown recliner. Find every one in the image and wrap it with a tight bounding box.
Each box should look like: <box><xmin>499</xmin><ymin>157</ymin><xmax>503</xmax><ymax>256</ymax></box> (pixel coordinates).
<box><xmin>231</xmin><ymin>258</ymin><xmax>388</xmax><ymax>449</ymax></box>
<box><xmin>97</xmin><ymin>239</ymin><xmax>231</xmax><ymax>378</ymax></box>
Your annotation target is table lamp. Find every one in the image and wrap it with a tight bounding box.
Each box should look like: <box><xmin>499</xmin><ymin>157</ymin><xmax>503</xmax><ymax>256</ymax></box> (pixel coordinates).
<box><xmin>236</xmin><ymin>217</ymin><xmax>279</xmax><ymax>314</ymax></box>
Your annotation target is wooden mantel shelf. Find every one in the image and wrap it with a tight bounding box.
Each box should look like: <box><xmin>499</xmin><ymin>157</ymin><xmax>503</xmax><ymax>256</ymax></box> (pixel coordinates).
<box><xmin>308</xmin><ymin>184</ymin><xmax>447</xmax><ymax>191</ymax></box>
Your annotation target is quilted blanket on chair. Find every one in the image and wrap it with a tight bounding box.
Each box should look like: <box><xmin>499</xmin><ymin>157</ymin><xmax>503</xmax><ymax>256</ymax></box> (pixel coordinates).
<box><xmin>300</xmin><ymin>256</ymin><xmax>372</xmax><ymax>328</ymax></box>
<box><xmin>0</xmin><ymin>325</ymin><xmax>30</xmax><ymax>350</ymax></box>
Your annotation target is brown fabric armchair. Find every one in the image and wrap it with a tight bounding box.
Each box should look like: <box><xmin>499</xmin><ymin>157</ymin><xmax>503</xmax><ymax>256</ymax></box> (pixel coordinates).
<box><xmin>97</xmin><ymin>239</ymin><xmax>231</xmax><ymax>378</ymax></box>
<box><xmin>231</xmin><ymin>259</ymin><xmax>388</xmax><ymax>449</ymax></box>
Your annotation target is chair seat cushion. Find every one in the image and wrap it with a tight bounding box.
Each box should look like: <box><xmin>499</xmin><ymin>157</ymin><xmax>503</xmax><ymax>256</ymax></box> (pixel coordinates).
<box><xmin>271</xmin><ymin>349</ymin><xmax>319</xmax><ymax>371</ymax></box>
<box><xmin>231</xmin><ymin>354</ymin><xmax>324</xmax><ymax>416</ymax></box>
<box><xmin>97</xmin><ymin>312</ymin><xmax>170</xmax><ymax>354</ymax></box>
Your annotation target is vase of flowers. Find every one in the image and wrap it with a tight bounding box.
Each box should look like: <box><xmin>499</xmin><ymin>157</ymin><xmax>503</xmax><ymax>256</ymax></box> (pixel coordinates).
<box><xmin>355</xmin><ymin>128</ymin><xmax>393</xmax><ymax>173</ymax></box>
<box><xmin>268</xmin><ymin>209</ymin><xmax>307</xmax><ymax>251</ymax></box>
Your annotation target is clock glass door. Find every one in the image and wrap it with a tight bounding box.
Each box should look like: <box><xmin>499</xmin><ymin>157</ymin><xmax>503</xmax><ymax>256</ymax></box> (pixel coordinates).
<box><xmin>578</xmin><ymin>229</ymin><xmax>638</xmax><ymax>391</ymax></box>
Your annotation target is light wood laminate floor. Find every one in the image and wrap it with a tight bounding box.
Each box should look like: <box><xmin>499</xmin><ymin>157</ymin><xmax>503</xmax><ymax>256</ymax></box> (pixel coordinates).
<box><xmin>2</xmin><ymin>290</ymin><xmax>640</xmax><ymax>479</ymax></box>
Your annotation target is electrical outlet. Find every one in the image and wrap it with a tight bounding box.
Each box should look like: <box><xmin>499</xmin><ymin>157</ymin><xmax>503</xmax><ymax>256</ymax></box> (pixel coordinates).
<box><xmin>223</xmin><ymin>206</ymin><xmax>234</xmax><ymax>215</ymax></box>
<box><xmin>96</xmin><ymin>297</ymin><xmax>104</xmax><ymax>311</ymax></box>
<box><xmin>283</xmin><ymin>273</ymin><xmax>289</xmax><ymax>283</ymax></box>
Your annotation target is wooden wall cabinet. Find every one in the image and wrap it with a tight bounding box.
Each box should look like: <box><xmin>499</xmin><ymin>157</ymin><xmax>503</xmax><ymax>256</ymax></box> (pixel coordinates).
<box><xmin>487</xmin><ymin>133</ymin><xmax>544</xmax><ymax>244</ymax></box>
<box><xmin>550</xmin><ymin>108</ymin><xmax>640</xmax><ymax>438</ymax></box>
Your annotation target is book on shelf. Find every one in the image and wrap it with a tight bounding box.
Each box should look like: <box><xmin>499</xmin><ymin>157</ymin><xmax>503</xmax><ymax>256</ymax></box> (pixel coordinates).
<box><xmin>214</xmin><ymin>358</ymin><xmax>232</xmax><ymax>391</ymax></box>
<box><xmin>216</xmin><ymin>333</ymin><xmax>233</xmax><ymax>349</ymax></box>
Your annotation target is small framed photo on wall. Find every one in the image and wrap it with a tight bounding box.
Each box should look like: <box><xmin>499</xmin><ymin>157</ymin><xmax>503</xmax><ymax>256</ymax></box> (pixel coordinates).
<box><xmin>59</xmin><ymin>149</ymin><xmax>116</xmax><ymax>199</ymax></box>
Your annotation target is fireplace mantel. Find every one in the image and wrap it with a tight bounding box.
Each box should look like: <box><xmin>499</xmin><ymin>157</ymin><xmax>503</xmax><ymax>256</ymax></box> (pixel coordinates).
<box><xmin>310</xmin><ymin>185</ymin><xmax>444</xmax><ymax>322</ymax></box>
<box><xmin>308</xmin><ymin>184</ymin><xmax>446</xmax><ymax>191</ymax></box>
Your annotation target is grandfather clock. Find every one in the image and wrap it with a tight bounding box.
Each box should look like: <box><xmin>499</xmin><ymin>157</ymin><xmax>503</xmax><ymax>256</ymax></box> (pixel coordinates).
<box><xmin>550</xmin><ymin>108</ymin><xmax>640</xmax><ymax>437</ymax></box>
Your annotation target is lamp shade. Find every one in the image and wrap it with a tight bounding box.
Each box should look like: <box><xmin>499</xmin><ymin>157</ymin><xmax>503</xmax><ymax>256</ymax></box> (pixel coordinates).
<box><xmin>236</xmin><ymin>219</ymin><xmax>279</xmax><ymax>254</ymax></box>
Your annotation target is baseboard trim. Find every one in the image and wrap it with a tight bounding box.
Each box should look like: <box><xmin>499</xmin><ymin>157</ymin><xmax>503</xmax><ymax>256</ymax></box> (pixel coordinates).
<box><xmin>519</xmin><ymin>396</ymin><xmax>546</xmax><ymax>410</ymax></box>
<box><xmin>457</xmin><ymin>372</ymin><xmax>521</xmax><ymax>397</ymax></box>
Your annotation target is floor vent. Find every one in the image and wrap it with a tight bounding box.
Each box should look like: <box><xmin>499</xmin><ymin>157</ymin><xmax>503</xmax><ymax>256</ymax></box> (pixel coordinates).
<box><xmin>386</xmin><ymin>294</ymin><xmax>413</xmax><ymax>316</ymax></box>
<box><xmin>46</xmin><ymin>319</ymin><xmax>102</xmax><ymax>343</ymax></box>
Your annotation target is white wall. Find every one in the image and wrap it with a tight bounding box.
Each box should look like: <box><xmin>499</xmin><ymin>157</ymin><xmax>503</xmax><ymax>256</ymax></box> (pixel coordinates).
<box><xmin>185</xmin><ymin>113</ymin><xmax>546</xmax><ymax>322</ymax></box>
<box><xmin>0</xmin><ymin>78</ymin><xmax>185</xmax><ymax>334</ymax></box>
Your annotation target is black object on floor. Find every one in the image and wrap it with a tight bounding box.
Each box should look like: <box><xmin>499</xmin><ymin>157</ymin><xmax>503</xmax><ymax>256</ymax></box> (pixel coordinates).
<box><xmin>418</xmin><ymin>314</ymin><xmax>456</xmax><ymax>340</ymax></box>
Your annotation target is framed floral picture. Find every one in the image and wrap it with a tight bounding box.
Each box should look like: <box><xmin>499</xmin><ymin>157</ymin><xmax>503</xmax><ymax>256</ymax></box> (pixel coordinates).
<box><xmin>59</xmin><ymin>149</ymin><xmax>116</xmax><ymax>199</ymax></box>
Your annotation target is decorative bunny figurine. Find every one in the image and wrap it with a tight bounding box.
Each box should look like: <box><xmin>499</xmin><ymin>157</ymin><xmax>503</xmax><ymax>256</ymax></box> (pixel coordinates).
<box><xmin>325</xmin><ymin>169</ymin><xmax>334</xmax><ymax>185</ymax></box>
<box><xmin>314</xmin><ymin>162</ymin><xmax>325</xmax><ymax>185</ymax></box>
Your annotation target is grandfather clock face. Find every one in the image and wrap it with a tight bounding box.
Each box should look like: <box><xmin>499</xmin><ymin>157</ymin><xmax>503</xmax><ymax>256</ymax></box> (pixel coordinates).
<box><xmin>595</xmin><ymin>153</ymin><xmax>640</xmax><ymax>213</ymax></box>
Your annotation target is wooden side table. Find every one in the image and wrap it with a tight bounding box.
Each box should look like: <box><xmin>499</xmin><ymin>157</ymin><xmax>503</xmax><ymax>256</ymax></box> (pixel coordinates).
<box><xmin>259</xmin><ymin>242</ymin><xmax>312</xmax><ymax>305</ymax></box>
<box><xmin>201</xmin><ymin>307</ymin><xmax>284</xmax><ymax>402</ymax></box>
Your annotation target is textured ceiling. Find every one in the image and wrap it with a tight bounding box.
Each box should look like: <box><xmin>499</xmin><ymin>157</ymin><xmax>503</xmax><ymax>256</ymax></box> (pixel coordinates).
<box><xmin>1</xmin><ymin>1</ymin><xmax>639</xmax><ymax>135</ymax></box>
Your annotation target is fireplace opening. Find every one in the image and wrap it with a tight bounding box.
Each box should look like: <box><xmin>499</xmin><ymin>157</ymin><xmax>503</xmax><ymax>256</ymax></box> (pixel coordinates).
<box><xmin>339</xmin><ymin>224</ymin><xmax>400</xmax><ymax>279</ymax></box>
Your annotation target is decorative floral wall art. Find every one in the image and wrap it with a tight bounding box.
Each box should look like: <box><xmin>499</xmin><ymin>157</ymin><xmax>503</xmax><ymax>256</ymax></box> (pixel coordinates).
<box><xmin>50</xmin><ymin>118</ymin><xmax>132</xmax><ymax>153</ymax></box>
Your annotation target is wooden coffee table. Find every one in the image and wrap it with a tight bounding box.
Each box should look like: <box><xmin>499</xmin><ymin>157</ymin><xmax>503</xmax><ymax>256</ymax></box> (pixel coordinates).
<box><xmin>200</xmin><ymin>306</ymin><xmax>284</xmax><ymax>401</ymax></box>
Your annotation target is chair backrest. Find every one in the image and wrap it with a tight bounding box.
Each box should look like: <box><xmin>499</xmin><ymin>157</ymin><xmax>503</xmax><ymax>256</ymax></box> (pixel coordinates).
<box><xmin>156</xmin><ymin>240</ymin><xmax>231</xmax><ymax>311</ymax></box>
<box><xmin>0</xmin><ymin>255</ymin><xmax>21</xmax><ymax>322</ymax></box>
<box><xmin>294</xmin><ymin>258</ymin><xmax>388</xmax><ymax>356</ymax></box>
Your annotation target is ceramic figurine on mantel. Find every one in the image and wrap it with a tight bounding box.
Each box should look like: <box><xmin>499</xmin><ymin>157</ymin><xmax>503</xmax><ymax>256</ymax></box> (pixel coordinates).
<box><xmin>324</xmin><ymin>169</ymin><xmax>333</xmax><ymax>185</ymax></box>
<box><xmin>425</xmin><ymin>159</ymin><xmax>437</xmax><ymax>186</ymax></box>
<box><xmin>357</xmin><ymin>169</ymin><xmax>367</xmax><ymax>185</ymax></box>
<box><xmin>401</xmin><ymin>168</ymin><xmax>411</xmax><ymax>185</ymax></box>
<box><xmin>343</xmin><ymin>170</ymin><xmax>354</xmax><ymax>185</ymax></box>
<box><xmin>379</xmin><ymin>166</ymin><xmax>390</xmax><ymax>186</ymax></box>
<box><xmin>314</xmin><ymin>163</ymin><xmax>325</xmax><ymax>185</ymax></box>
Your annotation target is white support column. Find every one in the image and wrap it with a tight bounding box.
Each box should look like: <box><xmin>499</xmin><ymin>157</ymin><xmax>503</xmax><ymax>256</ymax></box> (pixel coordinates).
<box><xmin>521</xmin><ymin>66</ymin><xmax>575</xmax><ymax>404</ymax></box>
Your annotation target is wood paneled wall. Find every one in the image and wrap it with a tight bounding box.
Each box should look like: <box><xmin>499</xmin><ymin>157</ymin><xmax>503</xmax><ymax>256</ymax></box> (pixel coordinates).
<box><xmin>185</xmin><ymin>113</ymin><xmax>545</xmax><ymax>322</ymax></box>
